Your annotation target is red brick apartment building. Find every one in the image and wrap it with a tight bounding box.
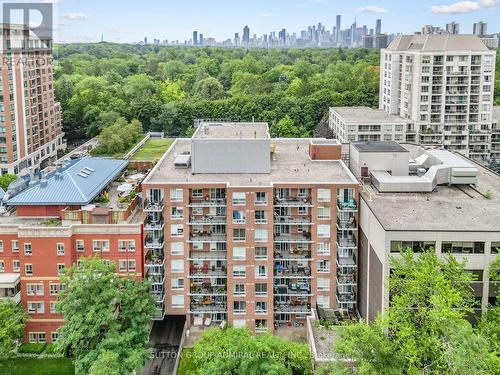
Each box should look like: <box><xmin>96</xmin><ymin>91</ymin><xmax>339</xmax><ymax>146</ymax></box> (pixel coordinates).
<box><xmin>0</xmin><ymin>23</ymin><xmax>65</xmax><ymax>175</ymax></box>
<box><xmin>142</xmin><ymin>122</ymin><xmax>360</xmax><ymax>332</ymax></box>
<box><xmin>0</xmin><ymin>157</ymin><xmax>143</xmax><ymax>343</ymax></box>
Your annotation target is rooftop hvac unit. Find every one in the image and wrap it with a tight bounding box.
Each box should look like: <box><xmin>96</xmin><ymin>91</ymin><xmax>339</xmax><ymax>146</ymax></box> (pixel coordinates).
<box><xmin>174</xmin><ymin>154</ymin><xmax>191</xmax><ymax>169</ymax></box>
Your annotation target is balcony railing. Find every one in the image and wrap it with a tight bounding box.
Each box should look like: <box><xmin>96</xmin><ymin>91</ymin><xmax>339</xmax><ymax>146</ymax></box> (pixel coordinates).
<box><xmin>189</xmin><ymin>285</ymin><xmax>227</xmax><ymax>296</ymax></box>
<box><xmin>274</xmin><ymin>304</ymin><xmax>311</xmax><ymax>314</ymax></box>
<box><xmin>148</xmin><ymin>275</ymin><xmax>165</xmax><ymax>284</ymax></box>
<box><xmin>188</xmin><ymin>232</ymin><xmax>227</xmax><ymax>243</ymax></box>
<box><xmin>337</xmin><ymin>237</ymin><xmax>357</xmax><ymax>249</ymax></box>
<box><xmin>273</xmin><ymin>196</ymin><xmax>313</xmax><ymax>207</ymax></box>
<box><xmin>337</xmin><ymin>274</ymin><xmax>356</xmax><ymax>285</ymax></box>
<box><xmin>188</xmin><ymin>215</ymin><xmax>226</xmax><ymax>225</ymax></box>
<box><xmin>274</xmin><ymin>233</ymin><xmax>313</xmax><ymax>243</ymax></box>
<box><xmin>336</xmin><ymin>293</ymin><xmax>356</xmax><ymax>303</ymax></box>
<box><xmin>274</xmin><ymin>265</ymin><xmax>311</xmax><ymax>277</ymax></box>
<box><xmin>189</xmin><ymin>251</ymin><xmax>227</xmax><ymax>260</ymax></box>
<box><xmin>336</xmin><ymin>254</ymin><xmax>356</xmax><ymax>268</ymax></box>
<box><xmin>189</xmin><ymin>304</ymin><xmax>227</xmax><ymax>313</ymax></box>
<box><xmin>274</xmin><ymin>249</ymin><xmax>312</xmax><ymax>260</ymax></box>
<box><xmin>188</xmin><ymin>198</ymin><xmax>227</xmax><ymax>207</ymax></box>
<box><xmin>144</xmin><ymin>199</ymin><xmax>164</xmax><ymax>212</ymax></box>
<box><xmin>144</xmin><ymin>221</ymin><xmax>164</xmax><ymax>231</ymax></box>
<box><xmin>274</xmin><ymin>284</ymin><xmax>312</xmax><ymax>296</ymax></box>
<box><xmin>274</xmin><ymin>216</ymin><xmax>313</xmax><ymax>225</ymax></box>
<box><xmin>336</xmin><ymin>217</ymin><xmax>357</xmax><ymax>230</ymax></box>
<box><xmin>145</xmin><ymin>238</ymin><xmax>165</xmax><ymax>249</ymax></box>
<box><xmin>337</xmin><ymin>198</ymin><xmax>357</xmax><ymax>211</ymax></box>
<box><xmin>189</xmin><ymin>267</ymin><xmax>227</xmax><ymax>278</ymax></box>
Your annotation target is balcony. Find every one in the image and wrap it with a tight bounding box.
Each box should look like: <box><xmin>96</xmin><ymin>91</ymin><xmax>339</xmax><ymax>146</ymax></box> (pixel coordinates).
<box><xmin>189</xmin><ymin>251</ymin><xmax>227</xmax><ymax>260</ymax></box>
<box><xmin>148</xmin><ymin>274</ymin><xmax>165</xmax><ymax>285</ymax></box>
<box><xmin>144</xmin><ymin>199</ymin><xmax>164</xmax><ymax>212</ymax></box>
<box><xmin>274</xmin><ymin>284</ymin><xmax>312</xmax><ymax>296</ymax></box>
<box><xmin>150</xmin><ymin>292</ymin><xmax>165</xmax><ymax>302</ymax></box>
<box><xmin>274</xmin><ymin>304</ymin><xmax>311</xmax><ymax>314</ymax></box>
<box><xmin>145</xmin><ymin>237</ymin><xmax>165</xmax><ymax>249</ymax></box>
<box><xmin>144</xmin><ymin>220</ymin><xmax>164</xmax><ymax>231</ymax></box>
<box><xmin>337</xmin><ymin>198</ymin><xmax>357</xmax><ymax>211</ymax></box>
<box><xmin>188</xmin><ymin>215</ymin><xmax>226</xmax><ymax>225</ymax></box>
<box><xmin>274</xmin><ymin>248</ymin><xmax>312</xmax><ymax>260</ymax></box>
<box><xmin>274</xmin><ymin>264</ymin><xmax>312</xmax><ymax>278</ymax></box>
<box><xmin>336</xmin><ymin>293</ymin><xmax>356</xmax><ymax>304</ymax></box>
<box><xmin>336</xmin><ymin>216</ymin><xmax>357</xmax><ymax>230</ymax></box>
<box><xmin>336</xmin><ymin>253</ymin><xmax>356</xmax><ymax>268</ymax></box>
<box><xmin>188</xmin><ymin>198</ymin><xmax>226</xmax><ymax>207</ymax></box>
<box><xmin>190</xmin><ymin>284</ymin><xmax>227</xmax><ymax>296</ymax></box>
<box><xmin>188</xmin><ymin>231</ymin><xmax>226</xmax><ymax>243</ymax></box>
<box><xmin>337</xmin><ymin>274</ymin><xmax>356</xmax><ymax>285</ymax></box>
<box><xmin>274</xmin><ymin>233</ymin><xmax>313</xmax><ymax>244</ymax></box>
<box><xmin>273</xmin><ymin>196</ymin><xmax>313</xmax><ymax>207</ymax></box>
<box><xmin>189</xmin><ymin>302</ymin><xmax>227</xmax><ymax>313</ymax></box>
<box><xmin>189</xmin><ymin>265</ymin><xmax>227</xmax><ymax>278</ymax></box>
<box><xmin>337</xmin><ymin>236</ymin><xmax>357</xmax><ymax>249</ymax></box>
<box><xmin>274</xmin><ymin>216</ymin><xmax>313</xmax><ymax>225</ymax></box>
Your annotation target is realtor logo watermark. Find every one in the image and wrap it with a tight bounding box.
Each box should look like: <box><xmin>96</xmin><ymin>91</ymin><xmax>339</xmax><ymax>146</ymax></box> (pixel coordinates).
<box><xmin>2</xmin><ymin>2</ymin><xmax>53</xmax><ymax>66</ymax></box>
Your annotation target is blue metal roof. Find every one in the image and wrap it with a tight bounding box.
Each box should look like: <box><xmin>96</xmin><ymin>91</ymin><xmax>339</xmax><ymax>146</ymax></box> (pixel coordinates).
<box><xmin>0</xmin><ymin>187</ymin><xmax>5</xmax><ymax>200</ymax></box>
<box><xmin>7</xmin><ymin>157</ymin><xmax>128</xmax><ymax>206</ymax></box>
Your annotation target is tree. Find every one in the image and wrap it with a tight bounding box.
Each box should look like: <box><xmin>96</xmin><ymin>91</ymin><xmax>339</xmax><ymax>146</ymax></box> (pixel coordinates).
<box><xmin>0</xmin><ymin>174</ymin><xmax>17</xmax><ymax>191</ymax></box>
<box><xmin>478</xmin><ymin>255</ymin><xmax>500</xmax><ymax>356</ymax></box>
<box><xmin>56</xmin><ymin>257</ymin><xmax>155</xmax><ymax>375</ymax></box>
<box><xmin>93</xmin><ymin>117</ymin><xmax>143</xmax><ymax>156</ymax></box>
<box><xmin>331</xmin><ymin>250</ymin><xmax>498</xmax><ymax>374</ymax></box>
<box><xmin>0</xmin><ymin>301</ymin><xmax>28</xmax><ymax>358</ymax></box>
<box><xmin>191</xmin><ymin>327</ymin><xmax>311</xmax><ymax>375</ymax></box>
<box><xmin>271</xmin><ymin>115</ymin><xmax>308</xmax><ymax>138</ymax></box>
<box><xmin>193</xmin><ymin>77</ymin><xmax>225</xmax><ymax>100</ymax></box>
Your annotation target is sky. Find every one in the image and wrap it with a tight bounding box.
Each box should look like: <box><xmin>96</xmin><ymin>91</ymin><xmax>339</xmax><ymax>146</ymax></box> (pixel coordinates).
<box><xmin>4</xmin><ymin>0</ymin><xmax>500</xmax><ymax>43</ymax></box>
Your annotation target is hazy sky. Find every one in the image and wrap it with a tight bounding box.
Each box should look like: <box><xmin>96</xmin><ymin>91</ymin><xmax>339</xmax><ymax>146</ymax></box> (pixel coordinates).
<box><xmin>7</xmin><ymin>0</ymin><xmax>500</xmax><ymax>43</ymax></box>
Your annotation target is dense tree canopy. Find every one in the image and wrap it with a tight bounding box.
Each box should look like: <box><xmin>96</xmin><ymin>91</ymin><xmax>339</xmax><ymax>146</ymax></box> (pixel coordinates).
<box><xmin>56</xmin><ymin>257</ymin><xmax>155</xmax><ymax>375</ymax></box>
<box><xmin>191</xmin><ymin>327</ymin><xmax>311</xmax><ymax>375</ymax></box>
<box><xmin>0</xmin><ymin>301</ymin><xmax>27</xmax><ymax>358</ymax></box>
<box><xmin>54</xmin><ymin>44</ymin><xmax>381</xmax><ymax>141</ymax></box>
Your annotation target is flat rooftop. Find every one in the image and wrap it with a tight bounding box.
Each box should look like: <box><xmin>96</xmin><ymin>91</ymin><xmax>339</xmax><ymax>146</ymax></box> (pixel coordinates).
<box><xmin>362</xmin><ymin>144</ymin><xmax>500</xmax><ymax>232</ymax></box>
<box><xmin>145</xmin><ymin>138</ymin><xmax>358</xmax><ymax>186</ymax></box>
<box><xmin>386</xmin><ymin>34</ymin><xmax>490</xmax><ymax>52</ymax></box>
<box><xmin>193</xmin><ymin>122</ymin><xmax>270</xmax><ymax>139</ymax></box>
<box><xmin>330</xmin><ymin>107</ymin><xmax>408</xmax><ymax>124</ymax></box>
<box><xmin>352</xmin><ymin>141</ymin><xmax>409</xmax><ymax>153</ymax></box>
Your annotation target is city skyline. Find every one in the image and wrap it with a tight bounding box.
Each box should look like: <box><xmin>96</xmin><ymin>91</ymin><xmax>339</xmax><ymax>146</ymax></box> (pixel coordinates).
<box><xmin>37</xmin><ymin>0</ymin><xmax>500</xmax><ymax>44</ymax></box>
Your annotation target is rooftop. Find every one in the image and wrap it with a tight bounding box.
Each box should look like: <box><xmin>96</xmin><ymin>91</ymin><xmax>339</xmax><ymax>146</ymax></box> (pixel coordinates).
<box><xmin>193</xmin><ymin>122</ymin><xmax>270</xmax><ymax>139</ymax></box>
<box><xmin>144</xmin><ymin>138</ymin><xmax>358</xmax><ymax>186</ymax></box>
<box><xmin>6</xmin><ymin>157</ymin><xmax>128</xmax><ymax>206</ymax></box>
<box><xmin>330</xmin><ymin>107</ymin><xmax>408</xmax><ymax>124</ymax></box>
<box><xmin>362</xmin><ymin>144</ymin><xmax>500</xmax><ymax>232</ymax></box>
<box><xmin>386</xmin><ymin>34</ymin><xmax>491</xmax><ymax>52</ymax></box>
<box><xmin>352</xmin><ymin>141</ymin><xmax>409</xmax><ymax>153</ymax></box>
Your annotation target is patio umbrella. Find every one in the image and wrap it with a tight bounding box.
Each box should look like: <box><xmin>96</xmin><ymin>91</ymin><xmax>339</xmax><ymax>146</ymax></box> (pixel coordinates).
<box><xmin>117</xmin><ymin>183</ymin><xmax>134</xmax><ymax>193</ymax></box>
<box><xmin>129</xmin><ymin>173</ymin><xmax>145</xmax><ymax>181</ymax></box>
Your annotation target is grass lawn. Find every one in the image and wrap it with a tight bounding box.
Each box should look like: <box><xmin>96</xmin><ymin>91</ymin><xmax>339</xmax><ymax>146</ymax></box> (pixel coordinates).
<box><xmin>177</xmin><ymin>348</ymin><xmax>196</xmax><ymax>375</ymax></box>
<box><xmin>0</xmin><ymin>358</ymin><xmax>74</xmax><ymax>375</ymax></box>
<box><xmin>131</xmin><ymin>138</ymin><xmax>173</xmax><ymax>161</ymax></box>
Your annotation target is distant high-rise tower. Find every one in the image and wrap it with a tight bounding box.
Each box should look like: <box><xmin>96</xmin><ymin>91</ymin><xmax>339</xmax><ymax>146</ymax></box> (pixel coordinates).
<box><xmin>376</xmin><ymin>19</ymin><xmax>382</xmax><ymax>35</ymax></box>
<box><xmin>279</xmin><ymin>28</ymin><xmax>286</xmax><ymax>46</ymax></box>
<box><xmin>446</xmin><ymin>22</ymin><xmax>460</xmax><ymax>34</ymax></box>
<box><xmin>144</xmin><ymin>37</ymin><xmax>148</xmax><ymax>45</ymax></box>
<box><xmin>243</xmin><ymin>25</ymin><xmax>250</xmax><ymax>45</ymax></box>
<box><xmin>199</xmin><ymin>33</ymin><xmax>204</xmax><ymax>46</ymax></box>
<box><xmin>193</xmin><ymin>31</ymin><xmax>198</xmax><ymax>46</ymax></box>
<box><xmin>336</xmin><ymin>15</ymin><xmax>341</xmax><ymax>44</ymax></box>
<box><xmin>473</xmin><ymin>21</ymin><xmax>487</xmax><ymax>36</ymax></box>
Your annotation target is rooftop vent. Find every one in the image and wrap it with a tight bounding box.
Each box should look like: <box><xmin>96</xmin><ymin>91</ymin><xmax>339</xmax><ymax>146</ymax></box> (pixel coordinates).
<box><xmin>174</xmin><ymin>154</ymin><xmax>191</xmax><ymax>169</ymax></box>
<box><xmin>77</xmin><ymin>167</ymin><xmax>95</xmax><ymax>178</ymax></box>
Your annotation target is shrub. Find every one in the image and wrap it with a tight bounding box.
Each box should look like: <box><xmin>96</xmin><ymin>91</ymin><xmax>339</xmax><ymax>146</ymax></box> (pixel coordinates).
<box><xmin>18</xmin><ymin>343</ymin><xmax>46</xmax><ymax>354</ymax></box>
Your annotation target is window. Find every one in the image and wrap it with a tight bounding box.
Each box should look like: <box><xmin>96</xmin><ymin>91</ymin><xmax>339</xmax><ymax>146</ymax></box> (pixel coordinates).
<box><xmin>50</xmin><ymin>301</ymin><xmax>57</xmax><ymax>314</ymax></box>
<box><xmin>232</xmin><ymin>210</ymin><xmax>246</xmax><ymax>224</ymax></box>
<box><xmin>76</xmin><ymin>240</ymin><xmax>84</xmax><ymax>252</ymax></box>
<box><xmin>317</xmin><ymin>260</ymin><xmax>330</xmax><ymax>273</ymax></box>
<box><xmin>255</xmin><ymin>301</ymin><xmax>267</xmax><ymax>314</ymax></box>
<box><xmin>27</xmin><ymin>284</ymin><xmax>36</xmax><ymax>296</ymax></box>
<box><xmin>11</xmin><ymin>240</ymin><xmax>19</xmax><ymax>252</ymax></box>
<box><xmin>171</xmin><ymin>242</ymin><xmax>184</xmax><ymax>255</ymax></box>
<box><xmin>234</xmin><ymin>284</ymin><xmax>245</xmax><ymax>296</ymax></box>
<box><xmin>51</xmin><ymin>332</ymin><xmax>59</xmax><ymax>343</ymax></box>
<box><xmin>254</xmin><ymin>210</ymin><xmax>267</xmax><ymax>224</ymax></box>
<box><xmin>118</xmin><ymin>240</ymin><xmax>127</xmax><ymax>252</ymax></box>
<box><xmin>56</xmin><ymin>243</ymin><xmax>64</xmax><ymax>256</ymax></box>
<box><xmin>255</xmin><ymin>247</ymin><xmax>268</xmax><ymax>260</ymax></box>
<box><xmin>233</xmin><ymin>247</ymin><xmax>246</xmax><ymax>260</ymax></box>
<box><xmin>171</xmin><ymin>295</ymin><xmax>184</xmax><ymax>308</ymax></box>
<box><xmin>92</xmin><ymin>240</ymin><xmax>100</xmax><ymax>252</ymax></box>
<box><xmin>171</xmin><ymin>207</ymin><xmax>183</xmax><ymax>219</ymax></box>
<box><xmin>233</xmin><ymin>319</ymin><xmax>246</xmax><ymax>328</ymax></box>
<box><xmin>255</xmin><ymin>192</ymin><xmax>267</xmax><ymax>205</ymax></box>
<box><xmin>55</xmin><ymin>263</ymin><xmax>65</xmax><ymax>275</ymax></box>
<box><xmin>128</xmin><ymin>240</ymin><xmax>136</xmax><ymax>252</ymax></box>
<box><xmin>317</xmin><ymin>189</ymin><xmax>331</xmax><ymax>202</ymax></box>
<box><xmin>171</xmin><ymin>224</ymin><xmax>183</xmax><ymax>237</ymax></box>
<box><xmin>24</xmin><ymin>243</ymin><xmax>32</xmax><ymax>256</ymax></box>
<box><xmin>384</xmin><ymin>124</ymin><xmax>393</xmax><ymax>132</ymax></box>
<box><xmin>171</xmin><ymin>260</ymin><xmax>184</xmax><ymax>273</ymax></box>
<box><xmin>317</xmin><ymin>278</ymin><xmax>330</xmax><ymax>291</ymax></box>
<box><xmin>172</xmin><ymin>278</ymin><xmax>184</xmax><ymax>290</ymax></box>
<box><xmin>12</xmin><ymin>260</ymin><xmax>20</xmax><ymax>272</ymax></box>
<box><xmin>102</xmin><ymin>240</ymin><xmax>110</xmax><ymax>252</ymax></box>
<box><xmin>492</xmin><ymin>242</ymin><xmax>500</xmax><ymax>254</ymax></box>
<box><xmin>233</xmin><ymin>301</ymin><xmax>246</xmax><ymax>314</ymax></box>
<box><xmin>317</xmin><ymin>243</ymin><xmax>331</xmax><ymax>256</ymax></box>
<box><xmin>442</xmin><ymin>242</ymin><xmax>484</xmax><ymax>254</ymax></box>
<box><xmin>233</xmin><ymin>228</ymin><xmax>245</xmax><ymax>241</ymax></box>
<box><xmin>317</xmin><ymin>225</ymin><xmax>330</xmax><ymax>238</ymax></box>
<box><xmin>255</xmin><ymin>265</ymin><xmax>267</xmax><ymax>278</ymax></box>
<box><xmin>25</xmin><ymin>264</ymin><xmax>33</xmax><ymax>276</ymax></box>
<box><xmin>233</xmin><ymin>265</ymin><xmax>246</xmax><ymax>278</ymax></box>
<box><xmin>232</xmin><ymin>192</ymin><xmax>246</xmax><ymax>205</ymax></box>
<box><xmin>317</xmin><ymin>295</ymin><xmax>330</xmax><ymax>308</ymax></box>
<box><xmin>128</xmin><ymin>260</ymin><xmax>136</xmax><ymax>271</ymax></box>
<box><xmin>255</xmin><ymin>229</ymin><xmax>268</xmax><ymax>242</ymax></box>
<box><xmin>255</xmin><ymin>283</ymin><xmax>268</xmax><ymax>296</ymax></box>
<box><xmin>0</xmin><ymin>240</ymin><xmax>3</xmax><ymax>252</ymax></box>
<box><xmin>317</xmin><ymin>207</ymin><xmax>330</xmax><ymax>220</ymax></box>
<box><xmin>0</xmin><ymin>260</ymin><xmax>3</xmax><ymax>272</ymax></box>
<box><xmin>28</xmin><ymin>302</ymin><xmax>45</xmax><ymax>314</ymax></box>
<box><xmin>390</xmin><ymin>241</ymin><xmax>435</xmax><ymax>253</ymax></box>
<box><xmin>191</xmin><ymin>188</ymin><xmax>203</xmax><ymax>198</ymax></box>
<box><xmin>298</xmin><ymin>206</ymin><xmax>309</xmax><ymax>215</ymax></box>
<box><xmin>50</xmin><ymin>284</ymin><xmax>60</xmax><ymax>295</ymax></box>
<box><xmin>170</xmin><ymin>188</ymin><xmax>183</xmax><ymax>202</ymax></box>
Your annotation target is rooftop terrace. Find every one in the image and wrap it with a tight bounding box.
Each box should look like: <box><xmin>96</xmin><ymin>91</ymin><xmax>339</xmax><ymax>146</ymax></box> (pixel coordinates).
<box><xmin>145</xmin><ymin>138</ymin><xmax>357</xmax><ymax>186</ymax></box>
<box><xmin>330</xmin><ymin>107</ymin><xmax>408</xmax><ymax>124</ymax></box>
<box><xmin>193</xmin><ymin>122</ymin><xmax>270</xmax><ymax>139</ymax></box>
<box><xmin>361</xmin><ymin>144</ymin><xmax>500</xmax><ymax>232</ymax></box>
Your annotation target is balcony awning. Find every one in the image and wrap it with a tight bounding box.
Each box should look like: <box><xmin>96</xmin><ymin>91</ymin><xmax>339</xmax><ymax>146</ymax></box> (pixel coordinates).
<box><xmin>0</xmin><ymin>273</ymin><xmax>20</xmax><ymax>288</ymax></box>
